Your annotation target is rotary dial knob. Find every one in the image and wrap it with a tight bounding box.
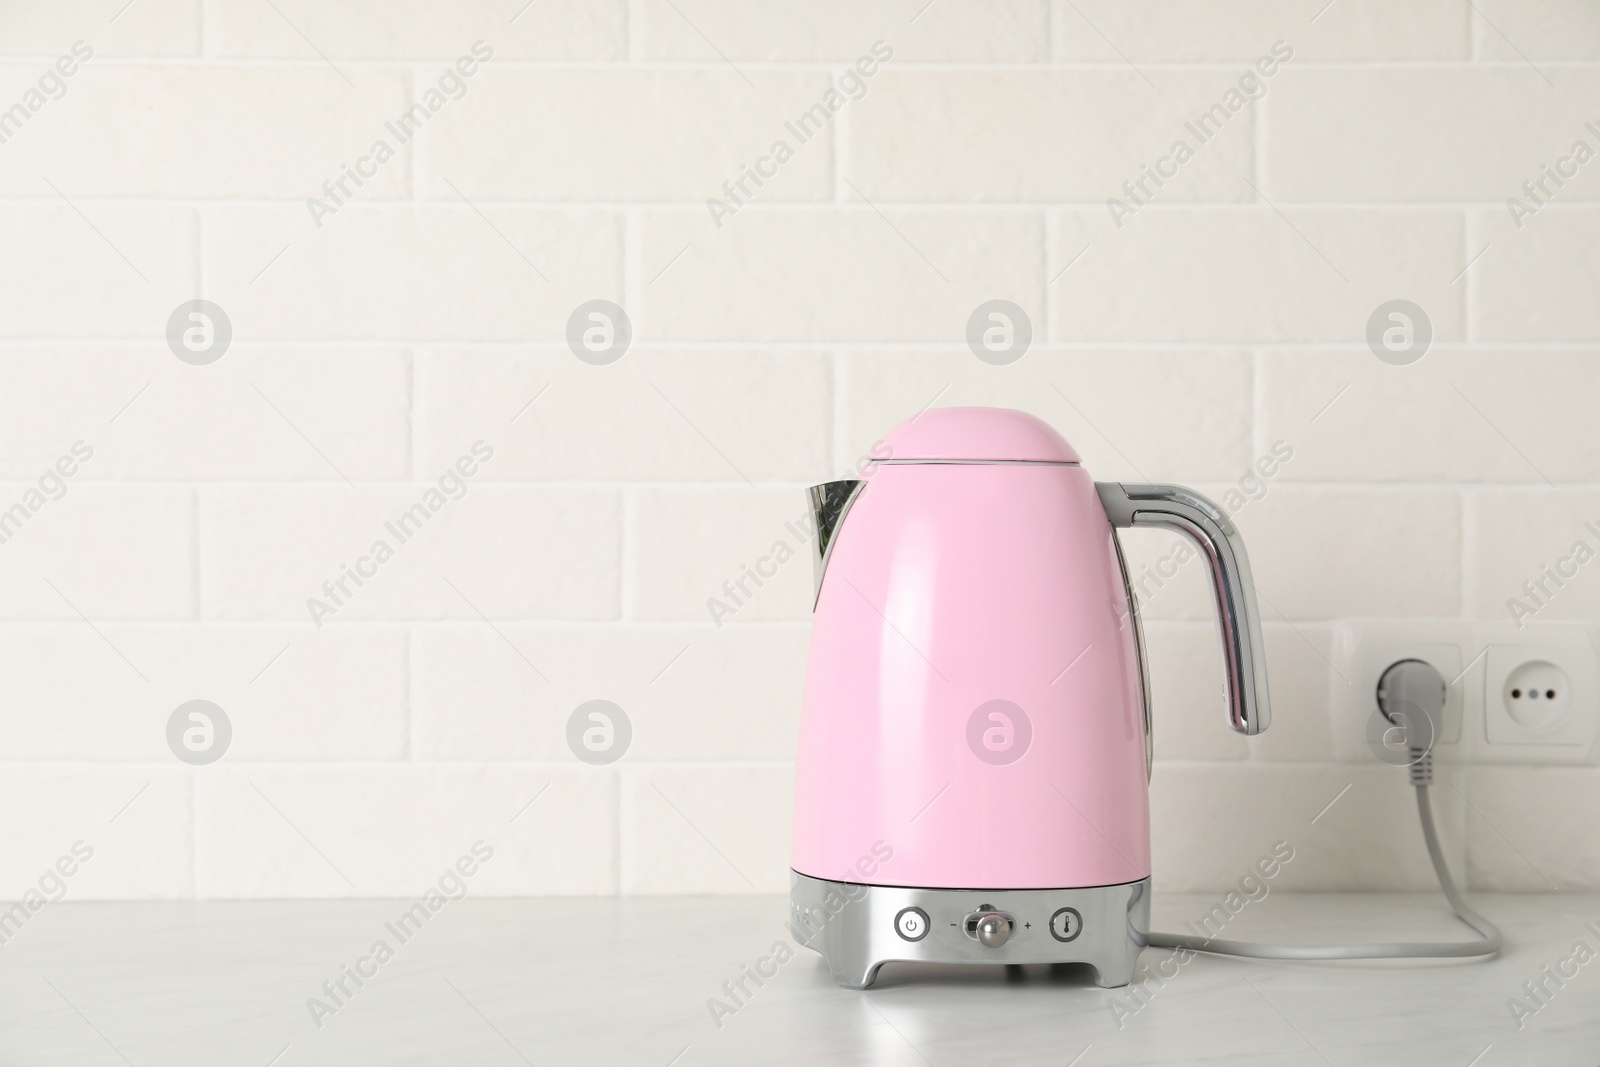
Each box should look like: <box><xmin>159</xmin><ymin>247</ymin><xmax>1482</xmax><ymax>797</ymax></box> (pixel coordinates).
<box><xmin>975</xmin><ymin>913</ymin><xmax>1012</xmax><ymax>948</ymax></box>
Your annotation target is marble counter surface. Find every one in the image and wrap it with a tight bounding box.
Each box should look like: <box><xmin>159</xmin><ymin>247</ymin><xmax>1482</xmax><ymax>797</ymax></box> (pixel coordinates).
<box><xmin>1</xmin><ymin>892</ymin><xmax>1595</xmax><ymax>1065</ymax></box>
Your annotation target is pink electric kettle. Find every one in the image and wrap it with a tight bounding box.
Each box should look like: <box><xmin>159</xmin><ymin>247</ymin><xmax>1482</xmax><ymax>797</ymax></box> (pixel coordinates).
<box><xmin>789</xmin><ymin>406</ymin><xmax>1272</xmax><ymax>988</ymax></box>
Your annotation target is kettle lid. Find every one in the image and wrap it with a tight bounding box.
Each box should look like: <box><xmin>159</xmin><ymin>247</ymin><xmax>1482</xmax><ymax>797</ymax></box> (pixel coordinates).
<box><xmin>879</xmin><ymin>406</ymin><xmax>1081</xmax><ymax>463</ymax></box>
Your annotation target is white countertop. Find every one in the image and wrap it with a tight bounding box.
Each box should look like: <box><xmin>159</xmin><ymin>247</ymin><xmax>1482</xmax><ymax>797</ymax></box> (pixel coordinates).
<box><xmin>1</xmin><ymin>892</ymin><xmax>1595</xmax><ymax>1065</ymax></box>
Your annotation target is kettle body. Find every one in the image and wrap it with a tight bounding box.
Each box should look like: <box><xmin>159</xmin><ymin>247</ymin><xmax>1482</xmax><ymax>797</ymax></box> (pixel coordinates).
<box><xmin>792</xmin><ymin>458</ymin><xmax>1151</xmax><ymax>889</ymax></box>
<box><xmin>788</xmin><ymin>407</ymin><xmax>1270</xmax><ymax>989</ymax></box>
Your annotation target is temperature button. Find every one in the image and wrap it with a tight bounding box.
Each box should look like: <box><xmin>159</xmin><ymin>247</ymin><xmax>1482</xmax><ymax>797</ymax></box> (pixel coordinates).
<box><xmin>1049</xmin><ymin>907</ymin><xmax>1082</xmax><ymax>943</ymax></box>
<box><xmin>894</xmin><ymin>906</ymin><xmax>930</xmax><ymax>942</ymax></box>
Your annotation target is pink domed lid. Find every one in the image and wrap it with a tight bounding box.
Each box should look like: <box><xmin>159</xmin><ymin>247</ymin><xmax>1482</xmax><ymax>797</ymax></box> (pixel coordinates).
<box><xmin>878</xmin><ymin>406</ymin><xmax>1081</xmax><ymax>463</ymax></box>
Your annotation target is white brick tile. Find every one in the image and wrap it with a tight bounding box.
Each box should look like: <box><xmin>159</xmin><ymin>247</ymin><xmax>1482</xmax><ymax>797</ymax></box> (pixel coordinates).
<box><xmin>1052</xmin><ymin>0</ymin><xmax>1469</xmax><ymax>62</ymax></box>
<box><xmin>629</xmin><ymin>488</ymin><xmax>816</xmax><ymax>622</ymax></box>
<box><xmin>206</xmin><ymin>207</ymin><xmax>623</xmax><ymax>341</ymax></box>
<box><xmin>1238</xmin><ymin>488</ymin><xmax>1462</xmax><ymax>619</ymax></box>
<box><xmin>205</xmin><ymin>1</ymin><xmax>625</xmax><ymax>60</ymax></box>
<box><xmin>640</xmin><ymin>209</ymin><xmax>1043</xmax><ymax>342</ymax></box>
<box><xmin>1151</xmin><ymin>764</ymin><xmax>1465</xmax><ymax>892</ymax></box>
<box><xmin>1249</xmin><ymin>624</ymin><xmax>1336</xmax><ymax>763</ymax></box>
<box><xmin>0</xmin><ymin>49</ymin><xmax>102</xmax><ymax>159</ymax></box>
<box><xmin>0</xmin><ymin>206</ymin><xmax>195</xmax><ymax>338</ymax></box>
<box><xmin>203</xmin><ymin>487</ymin><xmax>620</xmax><ymax>621</ymax></box>
<box><xmin>2</xmin><ymin>1</ymin><xmax>200</xmax><ymax>57</ymax></box>
<box><xmin>419</xmin><ymin>70</ymin><xmax>834</xmax><ymax>202</ymax></box>
<box><xmin>0</xmin><ymin>487</ymin><xmax>194</xmax><ymax>620</ymax></box>
<box><xmin>1268</xmin><ymin>69</ymin><xmax>1600</xmax><ymax>202</ymax></box>
<box><xmin>1472</xmin><ymin>0</ymin><xmax>1600</xmax><ymax>61</ymax></box>
<box><xmin>620</xmin><ymin>764</ymin><xmax>791</xmax><ymax>893</ymax></box>
<box><xmin>419</xmin><ymin>349</ymin><xmax>831</xmax><ymax>482</ymax></box>
<box><xmin>416</xmin><ymin>625</ymin><xmax>807</xmax><ymax>762</ymax></box>
<box><xmin>1464</xmin><ymin>768</ymin><xmax>1599</xmax><ymax>890</ymax></box>
<box><xmin>0</xmin><ymin>770</ymin><xmax>191</xmax><ymax>900</ymax></box>
<box><xmin>1261</xmin><ymin>350</ymin><xmax>1600</xmax><ymax>483</ymax></box>
<box><xmin>1050</xmin><ymin>209</ymin><xmax>1465</xmax><ymax>343</ymax></box>
<box><xmin>1121</xmin><ymin>488</ymin><xmax>1426</xmax><ymax>634</ymax></box>
<box><xmin>0</xmin><ymin>66</ymin><xmax>410</xmax><ymax>198</ymax></box>
<box><xmin>0</xmin><ymin>348</ymin><xmax>411</xmax><ymax>481</ymax></box>
<box><xmin>0</xmin><ymin>626</ymin><xmax>406</xmax><ymax>761</ymax></box>
<box><xmin>1104</xmin><ymin>487</ymin><xmax>1334</xmax><ymax>626</ymax></box>
<box><xmin>1468</xmin><ymin>490</ymin><xmax>1600</xmax><ymax>623</ymax></box>
<box><xmin>198</xmin><ymin>767</ymin><xmax>617</xmax><ymax>897</ymax></box>
<box><xmin>0</xmin><ymin>629</ymin><xmax>160</xmax><ymax>760</ymax></box>
<box><xmin>635</xmin><ymin>0</ymin><xmax>1048</xmax><ymax>62</ymax></box>
<box><xmin>847</xmin><ymin>71</ymin><xmax>1254</xmax><ymax>202</ymax></box>
<box><xmin>840</xmin><ymin>350</ymin><xmax>1253</xmax><ymax>483</ymax></box>
<box><xmin>4</xmin><ymin>0</ymin><xmax>1598</xmax><ymax>905</ymax></box>
<box><xmin>1120</xmin><ymin>526</ymin><xmax>1217</xmax><ymax>622</ymax></box>
<box><xmin>1144</xmin><ymin>624</ymin><xmax>1247</xmax><ymax>761</ymax></box>
<box><xmin>1474</xmin><ymin>208</ymin><xmax>1600</xmax><ymax>342</ymax></box>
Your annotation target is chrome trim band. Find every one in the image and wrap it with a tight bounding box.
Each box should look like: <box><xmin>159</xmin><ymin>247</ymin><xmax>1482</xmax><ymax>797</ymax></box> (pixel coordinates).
<box><xmin>866</xmin><ymin>459</ymin><xmax>1083</xmax><ymax>466</ymax></box>
<box><xmin>789</xmin><ymin>872</ymin><xmax>1150</xmax><ymax>989</ymax></box>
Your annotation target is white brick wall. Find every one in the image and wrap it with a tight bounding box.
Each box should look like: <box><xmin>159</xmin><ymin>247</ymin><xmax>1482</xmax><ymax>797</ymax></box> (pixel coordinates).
<box><xmin>2</xmin><ymin>0</ymin><xmax>1597</xmax><ymax>898</ymax></box>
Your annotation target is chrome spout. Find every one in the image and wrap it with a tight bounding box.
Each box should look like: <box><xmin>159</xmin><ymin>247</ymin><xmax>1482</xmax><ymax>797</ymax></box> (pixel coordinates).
<box><xmin>808</xmin><ymin>479</ymin><xmax>865</xmax><ymax>606</ymax></box>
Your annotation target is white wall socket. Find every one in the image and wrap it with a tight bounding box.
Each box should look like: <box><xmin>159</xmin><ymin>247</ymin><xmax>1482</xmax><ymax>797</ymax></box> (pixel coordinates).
<box><xmin>1330</xmin><ymin>621</ymin><xmax>1600</xmax><ymax>766</ymax></box>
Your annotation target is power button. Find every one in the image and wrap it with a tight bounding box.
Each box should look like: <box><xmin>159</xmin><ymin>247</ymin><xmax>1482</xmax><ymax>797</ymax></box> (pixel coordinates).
<box><xmin>894</xmin><ymin>906</ymin><xmax>930</xmax><ymax>941</ymax></box>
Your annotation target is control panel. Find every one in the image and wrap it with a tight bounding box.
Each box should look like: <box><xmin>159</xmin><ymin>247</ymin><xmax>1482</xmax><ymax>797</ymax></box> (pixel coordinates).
<box><xmin>891</xmin><ymin>902</ymin><xmax>1083</xmax><ymax>946</ymax></box>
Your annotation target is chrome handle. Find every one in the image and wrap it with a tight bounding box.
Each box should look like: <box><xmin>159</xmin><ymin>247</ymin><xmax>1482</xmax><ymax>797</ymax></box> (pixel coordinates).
<box><xmin>1096</xmin><ymin>482</ymin><xmax>1271</xmax><ymax>736</ymax></box>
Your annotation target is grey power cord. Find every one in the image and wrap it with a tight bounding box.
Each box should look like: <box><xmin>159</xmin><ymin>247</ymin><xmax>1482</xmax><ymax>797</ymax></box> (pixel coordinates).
<box><xmin>1147</xmin><ymin>659</ymin><xmax>1503</xmax><ymax>962</ymax></box>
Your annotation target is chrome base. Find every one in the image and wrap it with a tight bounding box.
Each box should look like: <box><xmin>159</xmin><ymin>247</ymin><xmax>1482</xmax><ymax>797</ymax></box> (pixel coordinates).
<box><xmin>789</xmin><ymin>871</ymin><xmax>1150</xmax><ymax>990</ymax></box>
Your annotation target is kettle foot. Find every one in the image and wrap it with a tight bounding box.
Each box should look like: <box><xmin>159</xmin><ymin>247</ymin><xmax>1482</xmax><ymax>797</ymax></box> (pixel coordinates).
<box><xmin>830</xmin><ymin>960</ymin><xmax>883</xmax><ymax>990</ymax></box>
<box><xmin>791</xmin><ymin>872</ymin><xmax>1150</xmax><ymax>990</ymax></box>
<box><xmin>1090</xmin><ymin>958</ymin><xmax>1138</xmax><ymax>989</ymax></box>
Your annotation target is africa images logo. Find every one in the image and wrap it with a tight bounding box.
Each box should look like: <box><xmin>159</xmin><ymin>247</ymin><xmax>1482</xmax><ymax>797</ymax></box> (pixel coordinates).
<box><xmin>967</xmin><ymin>700</ymin><xmax>1032</xmax><ymax>765</ymax></box>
